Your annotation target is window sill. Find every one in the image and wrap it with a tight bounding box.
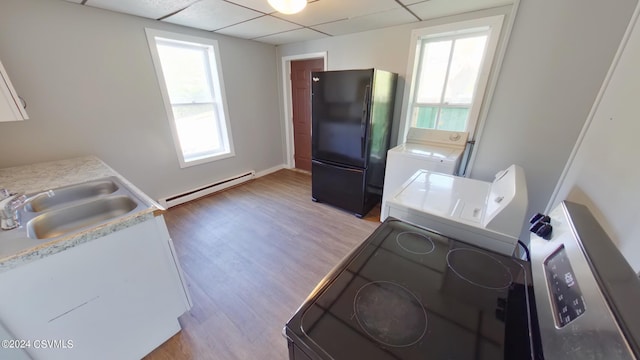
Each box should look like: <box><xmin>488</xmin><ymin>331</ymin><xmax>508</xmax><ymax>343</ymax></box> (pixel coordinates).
<box><xmin>178</xmin><ymin>151</ymin><xmax>236</xmax><ymax>168</ymax></box>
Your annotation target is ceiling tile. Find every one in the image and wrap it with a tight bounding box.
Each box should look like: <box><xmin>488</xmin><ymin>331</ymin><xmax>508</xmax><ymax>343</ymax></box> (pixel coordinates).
<box><xmin>68</xmin><ymin>0</ymin><xmax>514</xmax><ymax>45</ymax></box>
<box><xmin>255</xmin><ymin>28</ymin><xmax>328</xmax><ymax>45</ymax></box>
<box><xmin>408</xmin><ymin>0</ymin><xmax>513</xmax><ymax>21</ymax></box>
<box><xmin>216</xmin><ymin>15</ymin><xmax>301</xmax><ymax>39</ymax></box>
<box><xmin>85</xmin><ymin>0</ymin><xmax>197</xmax><ymax>19</ymax></box>
<box><xmin>162</xmin><ymin>0</ymin><xmax>262</xmax><ymax>31</ymax></box>
<box><xmin>274</xmin><ymin>0</ymin><xmax>400</xmax><ymax>26</ymax></box>
<box><xmin>312</xmin><ymin>8</ymin><xmax>417</xmax><ymax>36</ymax></box>
<box><xmin>225</xmin><ymin>0</ymin><xmax>276</xmax><ymax>14</ymax></box>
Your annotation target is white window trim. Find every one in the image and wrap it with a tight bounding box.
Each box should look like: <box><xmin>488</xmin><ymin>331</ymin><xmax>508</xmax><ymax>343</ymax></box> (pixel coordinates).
<box><xmin>400</xmin><ymin>15</ymin><xmax>504</xmax><ymax>140</ymax></box>
<box><xmin>145</xmin><ymin>28</ymin><xmax>235</xmax><ymax>168</ymax></box>
<box><xmin>411</xmin><ymin>29</ymin><xmax>490</xmax><ymax>129</ymax></box>
<box><xmin>280</xmin><ymin>52</ymin><xmax>328</xmax><ymax>169</ymax></box>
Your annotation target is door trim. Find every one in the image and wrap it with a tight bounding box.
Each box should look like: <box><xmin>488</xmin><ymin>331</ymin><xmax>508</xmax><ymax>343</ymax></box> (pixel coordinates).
<box><xmin>281</xmin><ymin>52</ymin><xmax>328</xmax><ymax>169</ymax></box>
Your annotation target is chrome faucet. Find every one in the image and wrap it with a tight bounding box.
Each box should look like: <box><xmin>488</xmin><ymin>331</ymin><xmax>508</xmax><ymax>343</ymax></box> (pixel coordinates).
<box><xmin>0</xmin><ymin>190</ymin><xmax>54</xmax><ymax>230</ymax></box>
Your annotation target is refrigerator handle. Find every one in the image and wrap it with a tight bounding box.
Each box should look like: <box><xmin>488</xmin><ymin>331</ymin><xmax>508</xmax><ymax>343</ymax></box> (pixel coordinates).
<box><xmin>360</xmin><ymin>84</ymin><xmax>371</xmax><ymax>159</ymax></box>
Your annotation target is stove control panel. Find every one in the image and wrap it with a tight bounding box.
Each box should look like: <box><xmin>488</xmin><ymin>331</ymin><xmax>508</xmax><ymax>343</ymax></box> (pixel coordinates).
<box><xmin>530</xmin><ymin>201</ymin><xmax>637</xmax><ymax>360</ymax></box>
<box><xmin>544</xmin><ymin>246</ymin><xmax>586</xmax><ymax>327</ymax></box>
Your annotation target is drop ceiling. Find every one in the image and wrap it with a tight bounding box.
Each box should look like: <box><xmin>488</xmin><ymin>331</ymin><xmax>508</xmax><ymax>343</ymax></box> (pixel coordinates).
<box><xmin>63</xmin><ymin>0</ymin><xmax>512</xmax><ymax>45</ymax></box>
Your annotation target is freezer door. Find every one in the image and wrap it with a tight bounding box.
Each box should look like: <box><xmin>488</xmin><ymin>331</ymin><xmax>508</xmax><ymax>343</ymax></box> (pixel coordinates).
<box><xmin>312</xmin><ymin>160</ymin><xmax>370</xmax><ymax>216</ymax></box>
<box><xmin>311</xmin><ymin>69</ymin><xmax>373</xmax><ymax>168</ymax></box>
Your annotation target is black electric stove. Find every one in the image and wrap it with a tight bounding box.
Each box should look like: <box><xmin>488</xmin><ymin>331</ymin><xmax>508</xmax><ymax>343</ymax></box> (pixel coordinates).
<box><xmin>285</xmin><ymin>218</ymin><xmax>541</xmax><ymax>360</ymax></box>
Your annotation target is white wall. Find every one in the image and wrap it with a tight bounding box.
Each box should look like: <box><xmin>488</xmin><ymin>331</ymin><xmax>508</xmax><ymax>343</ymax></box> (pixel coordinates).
<box><xmin>277</xmin><ymin>0</ymin><xmax>637</xmax><ymax>240</ymax></box>
<box><xmin>0</xmin><ymin>0</ymin><xmax>283</xmax><ymax>201</ymax></box>
<box><xmin>277</xmin><ymin>6</ymin><xmax>516</xmax><ymax>150</ymax></box>
<box><xmin>550</xmin><ymin>5</ymin><xmax>640</xmax><ymax>271</ymax></box>
<box><xmin>469</xmin><ymin>0</ymin><xmax>636</xmax><ymax>240</ymax></box>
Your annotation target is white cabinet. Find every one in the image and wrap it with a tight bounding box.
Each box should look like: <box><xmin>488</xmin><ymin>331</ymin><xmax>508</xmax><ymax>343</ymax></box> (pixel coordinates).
<box><xmin>0</xmin><ymin>59</ymin><xmax>28</xmax><ymax>122</ymax></box>
<box><xmin>0</xmin><ymin>215</ymin><xmax>191</xmax><ymax>360</ymax></box>
<box><xmin>0</xmin><ymin>321</ymin><xmax>30</xmax><ymax>360</ymax></box>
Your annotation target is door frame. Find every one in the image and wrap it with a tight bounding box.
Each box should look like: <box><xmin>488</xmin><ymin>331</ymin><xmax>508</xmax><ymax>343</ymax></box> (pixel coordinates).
<box><xmin>281</xmin><ymin>52</ymin><xmax>328</xmax><ymax>169</ymax></box>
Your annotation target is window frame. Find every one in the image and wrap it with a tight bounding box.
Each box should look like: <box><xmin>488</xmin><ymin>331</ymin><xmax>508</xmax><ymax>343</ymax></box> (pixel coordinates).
<box><xmin>145</xmin><ymin>28</ymin><xmax>235</xmax><ymax>168</ymax></box>
<box><xmin>411</xmin><ymin>31</ymin><xmax>490</xmax><ymax>131</ymax></box>
<box><xmin>399</xmin><ymin>14</ymin><xmax>505</xmax><ymax>141</ymax></box>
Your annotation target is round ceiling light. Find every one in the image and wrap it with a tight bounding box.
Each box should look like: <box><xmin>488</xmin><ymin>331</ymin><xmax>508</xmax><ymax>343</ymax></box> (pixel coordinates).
<box><xmin>267</xmin><ymin>0</ymin><xmax>307</xmax><ymax>15</ymax></box>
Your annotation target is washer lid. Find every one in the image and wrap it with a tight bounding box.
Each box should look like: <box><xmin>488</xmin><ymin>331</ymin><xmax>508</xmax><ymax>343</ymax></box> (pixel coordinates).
<box><xmin>390</xmin><ymin>169</ymin><xmax>490</xmax><ymax>220</ymax></box>
<box><xmin>391</xmin><ymin>143</ymin><xmax>464</xmax><ymax>163</ymax></box>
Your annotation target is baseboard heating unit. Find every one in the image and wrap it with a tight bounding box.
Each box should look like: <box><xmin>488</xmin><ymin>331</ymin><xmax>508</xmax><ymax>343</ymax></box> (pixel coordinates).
<box><xmin>159</xmin><ymin>171</ymin><xmax>255</xmax><ymax>208</ymax></box>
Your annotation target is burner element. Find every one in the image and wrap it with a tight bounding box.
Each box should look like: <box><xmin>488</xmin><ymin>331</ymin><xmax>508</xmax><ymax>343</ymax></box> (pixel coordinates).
<box><xmin>353</xmin><ymin>281</ymin><xmax>427</xmax><ymax>347</ymax></box>
<box><xmin>396</xmin><ymin>231</ymin><xmax>435</xmax><ymax>255</ymax></box>
<box><xmin>446</xmin><ymin>248</ymin><xmax>513</xmax><ymax>290</ymax></box>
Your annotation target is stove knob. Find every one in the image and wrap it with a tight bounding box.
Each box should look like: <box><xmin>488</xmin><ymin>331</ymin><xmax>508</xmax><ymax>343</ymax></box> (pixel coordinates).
<box><xmin>529</xmin><ymin>213</ymin><xmax>550</xmax><ymax>224</ymax></box>
<box><xmin>529</xmin><ymin>220</ymin><xmax>544</xmax><ymax>233</ymax></box>
<box><xmin>536</xmin><ymin>223</ymin><xmax>553</xmax><ymax>240</ymax></box>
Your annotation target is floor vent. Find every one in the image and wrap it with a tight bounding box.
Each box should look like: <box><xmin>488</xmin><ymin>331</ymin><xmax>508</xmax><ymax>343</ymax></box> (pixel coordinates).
<box><xmin>160</xmin><ymin>171</ymin><xmax>255</xmax><ymax>208</ymax></box>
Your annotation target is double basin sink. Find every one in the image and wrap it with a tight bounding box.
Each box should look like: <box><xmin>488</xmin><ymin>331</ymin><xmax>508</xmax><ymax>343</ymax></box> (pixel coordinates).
<box><xmin>21</xmin><ymin>177</ymin><xmax>148</xmax><ymax>240</ymax></box>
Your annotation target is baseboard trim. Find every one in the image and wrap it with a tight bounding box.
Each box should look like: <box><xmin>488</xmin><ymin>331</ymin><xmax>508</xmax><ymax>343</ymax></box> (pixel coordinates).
<box><xmin>255</xmin><ymin>164</ymin><xmax>286</xmax><ymax>178</ymax></box>
<box><xmin>159</xmin><ymin>171</ymin><xmax>255</xmax><ymax>208</ymax></box>
<box><xmin>158</xmin><ymin>164</ymin><xmax>289</xmax><ymax>208</ymax></box>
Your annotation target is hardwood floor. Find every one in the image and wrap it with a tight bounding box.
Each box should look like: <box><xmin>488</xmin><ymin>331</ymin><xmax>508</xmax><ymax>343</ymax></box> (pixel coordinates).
<box><xmin>144</xmin><ymin>169</ymin><xmax>381</xmax><ymax>360</ymax></box>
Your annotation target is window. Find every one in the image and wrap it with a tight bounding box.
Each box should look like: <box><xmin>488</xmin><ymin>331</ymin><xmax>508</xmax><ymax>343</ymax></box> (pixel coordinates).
<box><xmin>403</xmin><ymin>15</ymin><xmax>504</xmax><ymax>136</ymax></box>
<box><xmin>146</xmin><ymin>29</ymin><xmax>234</xmax><ymax>167</ymax></box>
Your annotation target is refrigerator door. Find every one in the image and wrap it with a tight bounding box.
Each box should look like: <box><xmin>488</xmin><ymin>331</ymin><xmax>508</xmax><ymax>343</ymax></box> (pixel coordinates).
<box><xmin>311</xmin><ymin>69</ymin><xmax>373</xmax><ymax>169</ymax></box>
<box><xmin>312</xmin><ymin>160</ymin><xmax>373</xmax><ymax>217</ymax></box>
<box><xmin>367</xmin><ymin>69</ymin><xmax>397</xmax><ymax>192</ymax></box>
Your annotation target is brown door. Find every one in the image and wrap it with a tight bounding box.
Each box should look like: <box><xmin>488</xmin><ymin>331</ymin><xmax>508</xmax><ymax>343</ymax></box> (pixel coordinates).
<box><xmin>291</xmin><ymin>58</ymin><xmax>324</xmax><ymax>172</ymax></box>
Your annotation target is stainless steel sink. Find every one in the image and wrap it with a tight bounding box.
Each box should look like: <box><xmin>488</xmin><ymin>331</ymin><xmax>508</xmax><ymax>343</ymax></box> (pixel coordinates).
<box><xmin>24</xmin><ymin>178</ymin><xmax>119</xmax><ymax>212</ymax></box>
<box><xmin>13</xmin><ymin>176</ymin><xmax>150</xmax><ymax>241</ymax></box>
<box><xmin>26</xmin><ymin>195</ymin><xmax>139</xmax><ymax>240</ymax></box>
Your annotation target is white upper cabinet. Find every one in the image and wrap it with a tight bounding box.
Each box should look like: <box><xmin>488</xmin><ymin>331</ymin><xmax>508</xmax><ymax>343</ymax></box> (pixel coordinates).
<box><xmin>0</xmin><ymin>59</ymin><xmax>28</xmax><ymax>122</ymax></box>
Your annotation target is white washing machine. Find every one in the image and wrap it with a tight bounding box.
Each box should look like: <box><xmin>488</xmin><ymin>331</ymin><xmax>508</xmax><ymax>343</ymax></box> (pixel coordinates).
<box><xmin>385</xmin><ymin>165</ymin><xmax>528</xmax><ymax>256</ymax></box>
<box><xmin>381</xmin><ymin>128</ymin><xmax>468</xmax><ymax>221</ymax></box>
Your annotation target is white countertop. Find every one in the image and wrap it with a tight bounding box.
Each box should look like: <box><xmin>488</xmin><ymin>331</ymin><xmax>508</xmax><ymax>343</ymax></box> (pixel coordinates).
<box><xmin>0</xmin><ymin>156</ymin><xmax>163</xmax><ymax>273</ymax></box>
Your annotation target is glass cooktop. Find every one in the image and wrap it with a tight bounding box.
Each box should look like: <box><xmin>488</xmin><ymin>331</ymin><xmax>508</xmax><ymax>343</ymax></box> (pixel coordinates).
<box><xmin>286</xmin><ymin>219</ymin><xmax>536</xmax><ymax>359</ymax></box>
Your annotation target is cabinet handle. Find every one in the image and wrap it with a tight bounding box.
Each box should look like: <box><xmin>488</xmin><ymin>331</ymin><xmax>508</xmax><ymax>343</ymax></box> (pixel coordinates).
<box><xmin>18</xmin><ymin>96</ymin><xmax>26</xmax><ymax>110</ymax></box>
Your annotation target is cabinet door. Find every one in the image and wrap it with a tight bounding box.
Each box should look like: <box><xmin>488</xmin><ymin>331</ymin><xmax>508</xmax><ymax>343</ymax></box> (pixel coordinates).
<box><xmin>0</xmin><ymin>321</ymin><xmax>30</xmax><ymax>360</ymax></box>
<box><xmin>0</xmin><ymin>218</ymin><xmax>190</xmax><ymax>360</ymax></box>
<box><xmin>0</xmin><ymin>59</ymin><xmax>28</xmax><ymax>122</ymax></box>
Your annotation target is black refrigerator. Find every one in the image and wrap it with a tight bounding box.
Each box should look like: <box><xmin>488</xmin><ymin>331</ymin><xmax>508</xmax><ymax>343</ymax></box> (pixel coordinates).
<box><xmin>311</xmin><ymin>69</ymin><xmax>397</xmax><ymax>217</ymax></box>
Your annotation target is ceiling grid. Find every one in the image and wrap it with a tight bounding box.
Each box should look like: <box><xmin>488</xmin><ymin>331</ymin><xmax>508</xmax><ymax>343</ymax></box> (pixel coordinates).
<box><xmin>69</xmin><ymin>0</ymin><xmax>512</xmax><ymax>45</ymax></box>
